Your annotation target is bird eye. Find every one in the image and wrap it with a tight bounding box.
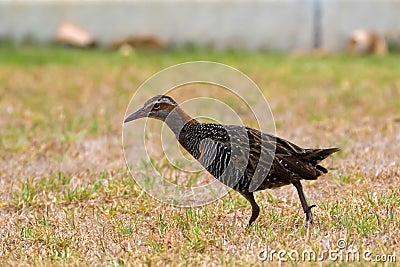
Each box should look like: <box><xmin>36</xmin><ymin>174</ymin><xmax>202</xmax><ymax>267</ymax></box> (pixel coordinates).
<box><xmin>153</xmin><ymin>103</ymin><xmax>161</xmax><ymax>110</ymax></box>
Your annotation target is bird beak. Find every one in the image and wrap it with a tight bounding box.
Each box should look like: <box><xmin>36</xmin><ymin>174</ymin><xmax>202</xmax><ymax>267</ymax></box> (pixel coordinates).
<box><xmin>124</xmin><ymin>107</ymin><xmax>148</xmax><ymax>123</ymax></box>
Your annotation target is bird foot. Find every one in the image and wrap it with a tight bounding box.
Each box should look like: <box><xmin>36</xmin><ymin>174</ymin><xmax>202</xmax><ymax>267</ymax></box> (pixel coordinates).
<box><xmin>305</xmin><ymin>204</ymin><xmax>317</xmax><ymax>224</ymax></box>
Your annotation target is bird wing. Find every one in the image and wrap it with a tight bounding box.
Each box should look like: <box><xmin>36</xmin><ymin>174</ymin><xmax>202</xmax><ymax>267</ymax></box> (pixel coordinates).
<box><xmin>196</xmin><ymin>124</ymin><xmax>337</xmax><ymax>184</ymax></box>
<box><xmin>247</xmin><ymin>128</ymin><xmax>337</xmax><ymax>181</ymax></box>
<box><xmin>196</xmin><ymin>124</ymin><xmax>266</xmax><ymax>188</ymax></box>
<box><xmin>273</xmin><ymin>137</ymin><xmax>339</xmax><ymax>180</ymax></box>
<box><xmin>275</xmin><ymin>155</ymin><xmax>319</xmax><ymax>180</ymax></box>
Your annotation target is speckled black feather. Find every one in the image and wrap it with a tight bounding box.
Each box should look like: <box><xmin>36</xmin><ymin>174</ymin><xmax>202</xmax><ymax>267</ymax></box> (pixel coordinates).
<box><xmin>178</xmin><ymin>122</ymin><xmax>339</xmax><ymax>191</ymax></box>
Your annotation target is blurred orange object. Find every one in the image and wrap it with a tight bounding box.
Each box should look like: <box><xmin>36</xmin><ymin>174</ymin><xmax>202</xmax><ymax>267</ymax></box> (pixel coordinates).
<box><xmin>56</xmin><ymin>22</ymin><xmax>95</xmax><ymax>47</ymax></box>
<box><xmin>348</xmin><ymin>30</ymin><xmax>387</xmax><ymax>55</ymax></box>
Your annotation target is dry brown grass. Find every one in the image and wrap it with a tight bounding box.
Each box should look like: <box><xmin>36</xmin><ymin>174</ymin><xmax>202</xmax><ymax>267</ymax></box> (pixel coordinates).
<box><xmin>0</xmin><ymin>47</ymin><xmax>399</xmax><ymax>266</ymax></box>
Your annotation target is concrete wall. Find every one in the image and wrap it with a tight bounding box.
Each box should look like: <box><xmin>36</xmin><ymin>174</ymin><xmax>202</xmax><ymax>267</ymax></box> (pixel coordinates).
<box><xmin>0</xmin><ymin>0</ymin><xmax>399</xmax><ymax>51</ymax></box>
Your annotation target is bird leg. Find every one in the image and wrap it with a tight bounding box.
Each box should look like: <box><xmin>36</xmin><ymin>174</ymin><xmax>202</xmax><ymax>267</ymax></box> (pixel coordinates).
<box><xmin>292</xmin><ymin>181</ymin><xmax>316</xmax><ymax>223</ymax></box>
<box><xmin>240</xmin><ymin>191</ymin><xmax>260</xmax><ymax>227</ymax></box>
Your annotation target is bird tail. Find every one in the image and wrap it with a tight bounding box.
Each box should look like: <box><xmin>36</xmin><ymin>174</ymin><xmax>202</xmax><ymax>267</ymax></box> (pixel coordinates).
<box><xmin>303</xmin><ymin>147</ymin><xmax>340</xmax><ymax>165</ymax></box>
<box><xmin>301</xmin><ymin>147</ymin><xmax>340</xmax><ymax>176</ymax></box>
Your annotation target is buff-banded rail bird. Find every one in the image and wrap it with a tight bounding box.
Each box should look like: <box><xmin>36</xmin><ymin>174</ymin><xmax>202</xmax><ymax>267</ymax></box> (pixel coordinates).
<box><xmin>124</xmin><ymin>95</ymin><xmax>339</xmax><ymax>227</ymax></box>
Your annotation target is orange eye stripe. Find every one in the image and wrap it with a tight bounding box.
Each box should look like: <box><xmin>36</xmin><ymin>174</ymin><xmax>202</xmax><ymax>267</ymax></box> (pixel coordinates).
<box><xmin>160</xmin><ymin>102</ymin><xmax>175</xmax><ymax>110</ymax></box>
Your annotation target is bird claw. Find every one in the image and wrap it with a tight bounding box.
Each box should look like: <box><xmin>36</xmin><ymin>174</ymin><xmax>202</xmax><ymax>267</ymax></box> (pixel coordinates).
<box><xmin>309</xmin><ymin>204</ymin><xmax>316</xmax><ymax>210</ymax></box>
<box><xmin>305</xmin><ymin>204</ymin><xmax>316</xmax><ymax>224</ymax></box>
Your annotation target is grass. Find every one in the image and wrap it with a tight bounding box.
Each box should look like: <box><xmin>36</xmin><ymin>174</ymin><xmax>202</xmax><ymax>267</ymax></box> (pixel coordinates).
<box><xmin>0</xmin><ymin>44</ymin><xmax>399</xmax><ymax>266</ymax></box>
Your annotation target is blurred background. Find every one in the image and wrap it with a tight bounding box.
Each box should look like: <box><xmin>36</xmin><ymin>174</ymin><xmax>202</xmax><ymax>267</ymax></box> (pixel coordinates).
<box><xmin>1</xmin><ymin>0</ymin><xmax>400</xmax><ymax>53</ymax></box>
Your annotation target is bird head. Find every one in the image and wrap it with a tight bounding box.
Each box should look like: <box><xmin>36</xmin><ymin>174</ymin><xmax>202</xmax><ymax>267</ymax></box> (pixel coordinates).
<box><xmin>124</xmin><ymin>95</ymin><xmax>179</xmax><ymax>123</ymax></box>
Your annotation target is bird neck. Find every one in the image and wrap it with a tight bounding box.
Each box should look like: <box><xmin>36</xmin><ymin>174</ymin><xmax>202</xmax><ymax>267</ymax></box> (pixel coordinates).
<box><xmin>164</xmin><ymin>107</ymin><xmax>197</xmax><ymax>137</ymax></box>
